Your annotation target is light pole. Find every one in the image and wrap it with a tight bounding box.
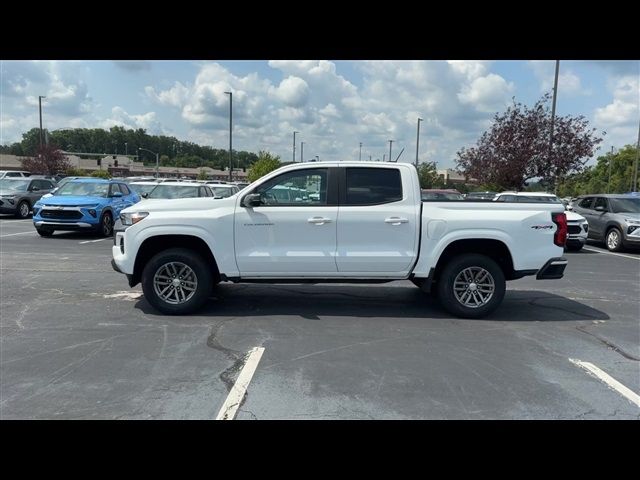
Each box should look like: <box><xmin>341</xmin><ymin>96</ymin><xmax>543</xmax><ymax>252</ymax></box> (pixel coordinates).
<box><xmin>388</xmin><ymin>140</ymin><xmax>394</xmax><ymax>163</ymax></box>
<box><xmin>293</xmin><ymin>131</ymin><xmax>299</xmax><ymax>163</ymax></box>
<box><xmin>359</xmin><ymin>142</ymin><xmax>362</xmax><ymax>161</ymax></box>
<box><xmin>415</xmin><ymin>117</ymin><xmax>423</xmax><ymax>167</ymax></box>
<box><xmin>139</xmin><ymin>148</ymin><xmax>159</xmax><ymax>178</ymax></box>
<box><xmin>301</xmin><ymin>141</ymin><xmax>305</xmax><ymax>163</ymax></box>
<box><xmin>224</xmin><ymin>91</ymin><xmax>233</xmax><ymax>182</ymax></box>
<box><xmin>634</xmin><ymin>119</ymin><xmax>640</xmax><ymax>192</ymax></box>
<box><xmin>607</xmin><ymin>146</ymin><xmax>615</xmax><ymax>193</ymax></box>
<box><xmin>38</xmin><ymin>96</ymin><xmax>46</xmax><ymax>148</ymax></box>
<box><xmin>125</xmin><ymin>142</ymin><xmax>128</xmax><ymax>156</ymax></box>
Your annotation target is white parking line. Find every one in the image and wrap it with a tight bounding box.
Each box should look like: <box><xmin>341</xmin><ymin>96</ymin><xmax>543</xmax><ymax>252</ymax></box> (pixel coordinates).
<box><xmin>79</xmin><ymin>238</ymin><xmax>110</xmax><ymax>244</ymax></box>
<box><xmin>216</xmin><ymin>346</ymin><xmax>265</xmax><ymax>420</ymax></box>
<box><xmin>583</xmin><ymin>247</ymin><xmax>640</xmax><ymax>260</ymax></box>
<box><xmin>569</xmin><ymin>358</ymin><xmax>640</xmax><ymax>407</ymax></box>
<box><xmin>0</xmin><ymin>231</ymin><xmax>36</xmax><ymax>238</ymax></box>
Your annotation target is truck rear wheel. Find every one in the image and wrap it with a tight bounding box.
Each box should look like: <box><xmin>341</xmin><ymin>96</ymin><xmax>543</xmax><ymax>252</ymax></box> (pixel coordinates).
<box><xmin>436</xmin><ymin>253</ymin><xmax>505</xmax><ymax>318</ymax></box>
<box><xmin>141</xmin><ymin>248</ymin><xmax>213</xmax><ymax>315</ymax></box>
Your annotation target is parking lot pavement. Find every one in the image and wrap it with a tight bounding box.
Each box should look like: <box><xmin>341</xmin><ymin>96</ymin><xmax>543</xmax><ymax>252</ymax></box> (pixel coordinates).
<box><xmin>1</xmin><ymin>221</ymin><xmax>639</xmax><ymax>419</ymax></box>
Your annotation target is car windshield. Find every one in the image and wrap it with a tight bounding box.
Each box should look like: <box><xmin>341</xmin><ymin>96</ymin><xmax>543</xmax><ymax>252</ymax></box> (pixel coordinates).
<box><xmin>148</xmin><ymin>185</ymin><xmax>200</xmax><ymax>199</ymax></box>
<box><xmin>0</xmin><ymin>179</ymin><xmax>29</xmax><ymax>191</ymax></box>
<box><xmin>210</xmin><ymin>186</ymin><xmax>234</xmax><ymax>198</ymax></box>
<box><xmin>56</xmin><ymin>181</ymin><xmax>109</xmax><ymax>197</ymax></box>
<box><xmin>609</xmin><ymin>197</ymin><xmax>640</xmax><ymax>213</ymax></box>
<box><xmin>421</xmin><ymin>192</ymin><xmax>464</xmax><ymax>201</ymax></box>
<box><xmin>130</xmin><ymin>184</ymin><xmax>159</xmax><ymax>195</ymax></box>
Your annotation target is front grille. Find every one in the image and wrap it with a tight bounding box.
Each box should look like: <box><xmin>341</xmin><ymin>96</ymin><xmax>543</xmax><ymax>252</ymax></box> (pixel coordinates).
<box><xmin>40</xmin><ymin>209</ymin><xmax>82</xmax><ymax>220</ymax></box>
<box><xmin>567</xmin><ymin>225</ymin><xmax>582</xmax><ymax>234</ymax></box>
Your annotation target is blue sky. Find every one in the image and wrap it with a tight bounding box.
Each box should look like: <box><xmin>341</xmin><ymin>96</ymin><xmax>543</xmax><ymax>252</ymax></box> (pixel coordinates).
<box><xmin>1</xmin><ymin>60</ymin><xmax>638</xmax><ymax>168</ymax></box>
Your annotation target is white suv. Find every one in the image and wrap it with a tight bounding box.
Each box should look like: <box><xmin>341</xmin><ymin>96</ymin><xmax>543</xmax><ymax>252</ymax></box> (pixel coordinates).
<box><xmin>494</xmin><ymin>192</ymin><xmax>589</xmax><ymax>251</ymax></box>
<box><xmin>0</xmin><ymin>170</ymin><xmax>31</xmax><ymax>179</ymax></box>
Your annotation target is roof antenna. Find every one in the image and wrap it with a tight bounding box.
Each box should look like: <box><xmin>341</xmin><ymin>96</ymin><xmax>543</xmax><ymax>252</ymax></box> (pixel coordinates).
<box><xmin>392</xmin><ymin>147</ymin><xmax>404</xmax><ymax>163</ymax></box>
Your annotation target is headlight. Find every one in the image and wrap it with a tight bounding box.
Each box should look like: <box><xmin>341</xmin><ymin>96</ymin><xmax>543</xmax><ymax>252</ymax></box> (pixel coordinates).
<box><xmin>120</xmin><ymin>212</ymin><xmax>149</xmax><ymax>226</ymax></box>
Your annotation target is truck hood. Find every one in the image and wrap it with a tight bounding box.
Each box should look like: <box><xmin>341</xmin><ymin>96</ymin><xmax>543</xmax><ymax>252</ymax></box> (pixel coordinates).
<box><xmin>36</xmin><ymin>195</ymin><xmax>105</xmax><ymax>206</ymax></box>
<box><xmin>565</xmin><ymin>210</ymin><xmax>586</xmax><ymax>222</ymax></box>
<box><xmin>123</xmin><ymin>197</ymin><xmax>233</xmax><ymax>213</ymax></box>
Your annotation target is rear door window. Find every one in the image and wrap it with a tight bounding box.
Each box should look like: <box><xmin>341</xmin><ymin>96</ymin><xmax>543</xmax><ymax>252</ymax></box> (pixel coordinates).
<box><xmin>578</xmin><ymin>197</ymin><xmax>594</xmax><ymax>209</ymax></box>
<box><xmin>344</xmin><ymin>168</ymin><xmax>402</xmax><ymax>205</ymax></box>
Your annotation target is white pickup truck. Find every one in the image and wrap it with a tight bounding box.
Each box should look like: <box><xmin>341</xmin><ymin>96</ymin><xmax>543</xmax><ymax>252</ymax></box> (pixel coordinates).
<box><xmin>112</xmin><ymin>162</ymin><xmax>568</xmax><ymax>318</ymax></box>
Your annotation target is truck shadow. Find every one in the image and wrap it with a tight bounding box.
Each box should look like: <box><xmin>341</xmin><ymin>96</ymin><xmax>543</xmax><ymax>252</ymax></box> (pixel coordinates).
<box><xmin>134</xmin><ymin>284</ymin><xmax>609</xmax><ymax>322</ymax></box>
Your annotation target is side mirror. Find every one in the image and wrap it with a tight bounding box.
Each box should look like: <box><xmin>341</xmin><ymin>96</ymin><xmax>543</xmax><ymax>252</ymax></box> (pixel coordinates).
<box><xmin>595</xmin><ymin>205</ymin><xmax>606</xmax><ymax>212</ymax></box>
<box><xmin>242</xmin><ymin>193</ymin><xmax>262</xmax><ymax>207</ymax></box>
<box><xmin>30</xmin><ymin>186</ymin><xmax>40</xmax><ymax>192</ymax></box>
<box><xmin>111</xmin><ymin>191</ymin><xmax>123</xmax><ymax>198</ymax></box>
<box><xmin>141</xmin><ymin>192</ymin><xmax>149</xmax><ymax>199</ymax></box>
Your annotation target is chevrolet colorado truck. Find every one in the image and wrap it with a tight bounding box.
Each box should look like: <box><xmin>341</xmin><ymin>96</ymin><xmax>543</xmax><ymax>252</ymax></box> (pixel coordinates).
<box><xmin>111</xmin><ymin>162</ymin><xmax>568</xmax><ymax>318</ymax></box>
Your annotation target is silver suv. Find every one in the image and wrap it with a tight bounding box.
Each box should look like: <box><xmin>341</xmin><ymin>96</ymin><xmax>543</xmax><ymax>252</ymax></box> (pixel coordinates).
<box><xmin>572</xmin><ymin>194</ymin><xmax>640</xmax><ymax>251</ymax></box>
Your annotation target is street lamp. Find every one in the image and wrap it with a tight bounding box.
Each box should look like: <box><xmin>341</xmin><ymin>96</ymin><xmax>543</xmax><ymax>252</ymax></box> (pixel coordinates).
<box><xmin>359</xmin><ymin>142</ymin><xmax>362</xmax><ymax>161</ymax></box>
<box><xmin>415</xmin><ymin>117</ymin><xmax>423</xmax><ymax>167</ymax></box>
<box><xmin>388</xmin><ymin>140</ymin><xmax>394</xmax><ymax>163</ymax></box>
<box><xmin>138</xmin><ymin>147</ymin><xmax>159</xmax><ymax>178</ymax></box>
<box><xmin>38</xmin><ymin>96</ymin><xmax>46</xmax><ymax>148</ymax></box>
<box><xmin>224</xmin><ymin>91</ymin><xmax>233</xmax><ymax>182</ymax></box>
<box><xmin>300</xmin><ymin>141</ymin><xmax>305</xmax><ymax>163</ymax></box>
<box><xmin>293</xmin><ymin>131</ymin><xmax>299</xmax><ymax>163</ymax></box>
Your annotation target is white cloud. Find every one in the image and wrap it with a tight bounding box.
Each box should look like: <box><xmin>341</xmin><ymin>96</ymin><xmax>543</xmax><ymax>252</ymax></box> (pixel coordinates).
<box><xmin>145</xmin><ymin>82</ymin><xmax>189</xmax><ymax>108</ymax></box>
<box><xmin>458</xmin><ymin>73</ymin><xmax>515</xmax><ymax>112</ymax></box>
<box><xmin>528</xmin><ymin>61</ymin><xmax>588</xmax><ymax>95</ymax></box>
<box><xmin>594</xmin><ymin>75</ymin><xmax>639</xmax><ymax>151</ymax></box>
<box><xmin>102</xmin><ymin>106</ymin><xmax>164</xmax><ymax>134</ymax></box>
<box><xmin>271</xmin><ymin>76</ymin><xmax>310</xmax><ymax>107</ymax></box>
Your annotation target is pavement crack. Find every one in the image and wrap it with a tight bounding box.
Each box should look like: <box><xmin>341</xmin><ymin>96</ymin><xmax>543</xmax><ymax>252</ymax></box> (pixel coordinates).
<box><xmin>575</xmin><ymin>325</ymin><xmax>640</xmax><ymax>361</ymax></box>
<box><xmin>206</xmin><ymin>319</ymin><xmax>246</xmax><ymax>392</ymax></box>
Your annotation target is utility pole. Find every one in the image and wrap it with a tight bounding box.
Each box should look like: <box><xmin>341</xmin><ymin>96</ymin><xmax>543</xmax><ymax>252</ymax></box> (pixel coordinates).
<box><xmin>388</xmin><ymin>140</ymin><xmax>393</xmax><ymax>164</ymax></box>
<box><xmin>125</xmin><ymin>142</ymin><xmax>128</xmax><ymax>156</ymax></box>
<box><xmin>300</xmin><ymin>142</ymin><xmax>304</xmax><ymax>163</ymax></box>
<box><xmin>359</xmin><ymin>142</ymin><xmax>362</xmax><ymax>161</ymax></box>
<box><xmin>369</xmin><ymin>155</ymin><xmax>372</xmax><ymax>161</ymax></box>
<box><xmin>383</xmin><ymin>154</ymin><xmax>386</xmax><ymax>162</ymax></box>
<box><xmin>415</xmin><ymin>117</ymin><xmax>423</xmax><ymax>167</ymax></box>
<box><xmin>224</xmin><ymin>92</ymin><xmax>233</xmax><ymax>182</ymax></box>
<box><xmin>293</xmin><ymin>131</ymin><xmax>299</xmax><ymax>163</ymax></box>
<box><xmin>634</xmin><ymin>119</ymin><xmax>640</xmax><ymax>192</ymax></box>
<box><xmin>607</xmin><ymin>146</ymin><xmax>615</xmax><ymax>193</ymax></box>
<box><xmin>38</xmin><ymin>96</ymin><xmax>46</xmax><ymax>148</ymax></box>
<box><xmin>550</xmin><ymin>60</ymin><xmax>560</xmax><ymax>193</ymax></box>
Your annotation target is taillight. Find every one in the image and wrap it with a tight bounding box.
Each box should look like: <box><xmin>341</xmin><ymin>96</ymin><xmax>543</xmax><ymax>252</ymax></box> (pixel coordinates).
<box><xmin>552</xmin><ymin>212</ymin><xmax>567</xmax><ymax>247</ymax></box>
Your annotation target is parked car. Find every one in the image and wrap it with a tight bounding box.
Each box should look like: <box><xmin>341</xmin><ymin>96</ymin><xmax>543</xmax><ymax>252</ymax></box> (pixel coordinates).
<box><xmin>0</xmin><ymin>177</ymin><xmax>57</xmax><ymax>218</ymax></box>
<box><xmin>421</xmin><ymin>189</ymin><xmax>464</xmax><ymax>201</ymax></box>
<box><xmin>572</xmin><ymin>194</ymin><xmax>640</xmax><ymax>251</ymax></box>
<box><xmin>0</xmin><ymin>170</ymin><xmax>31</xmax><ymax>179</ymax></box>
<box><xmin>144</xmin><ymin>182</ymin><xmax>213</xmax><ymax>199</ymax></box>
<box><xmin>465</xmin><ymin>191</ymin><xmax>497</xmax><ymax>200</ymax></box>
<box><xmin>129</xmin><ymin>181</ymin><xmax>161</xmax><ymax>197</ymax></box>
<box><xmin>493</xmin><ymin>192</ymin><xmax>589</xmax><ymax>251</ymax></box>
<box><xmin>32</xmin><ymin>179</ymin><xmax>140</xmax><ymax>237</ymax></box>
<box><xmin>113</xmin><ymin>162</ymin><xmax>568</xmax><ymax>318</ymax></box>
<box><xmin>206</xmin><ymin>183</ymin><xmax>240</xmax><ymax>198</ymax></box>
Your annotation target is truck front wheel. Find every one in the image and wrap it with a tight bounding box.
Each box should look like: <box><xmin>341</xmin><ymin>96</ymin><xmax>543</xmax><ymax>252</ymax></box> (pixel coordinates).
<box><xmin>141</xmin><ymin>248</ymin><xmax>213</xmax><ymax>315</ymax></box>
<box><xmin>436</xmin><ymin>254</ymin><xmax>505</xmax><ymax>318</ymax></box>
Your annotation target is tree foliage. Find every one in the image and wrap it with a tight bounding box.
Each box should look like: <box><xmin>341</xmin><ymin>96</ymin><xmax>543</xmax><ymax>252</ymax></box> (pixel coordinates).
<box><xmin>91</xmin><ymin>170</ymin><xmax>111</xmax><ymax>179</ymax></box>
<box><xmin>20</xmin><ymin>144</ymin><xmax>70</xmax><ymax>175</ymax></box>
<box><xmin>247</xmin><ymin>151</ymin><xmax>282</xmax><ymax>182</ymax></box>
<box><xmin>456</xmin><ymin>94</ymin><xmax>603</xmax><ymax>191</ymax></box>
<box><xmin>197</xmin><ymin>169</ymin><xmax>209</xmax><ymax>181</ymax></box>
<box><xmin>557</xmin><ymin>144</ymin><xmax>639</xmax><ymax>197</ymax></box>
<box><xmin>416</xmin><ymin>161</ymin><xmax>439</xmax><ymax>189</ymax></box>
<box><xmin>3</xmin><ymin>126</ymin><xmax>259</xmax><ymax>170</ymax></box>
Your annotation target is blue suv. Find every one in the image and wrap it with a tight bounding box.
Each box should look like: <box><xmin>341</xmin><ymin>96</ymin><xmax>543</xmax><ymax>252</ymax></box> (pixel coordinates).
<box><xmin>32</xmin><ymin>179</ymin><xmax>140</xmax><ymax>237</ymax></box>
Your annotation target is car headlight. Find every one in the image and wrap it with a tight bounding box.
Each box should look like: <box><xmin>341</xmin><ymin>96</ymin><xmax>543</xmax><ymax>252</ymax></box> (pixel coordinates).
<box><xmin>120</xmin><ymin>211</ymin><xmax>149</xmax><ymax>226</ymax></box>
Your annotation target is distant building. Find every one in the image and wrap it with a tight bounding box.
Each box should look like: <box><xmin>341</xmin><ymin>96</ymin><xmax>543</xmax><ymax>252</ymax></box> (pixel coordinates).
<box><xmin>436</xmin><ymin>168</ymin><xmax>477</xmax><ymax>185</ymax></box>
<box><xmin>0</xmin><ymin>153</ymin><xmax>248</xmax><ymax>181</ymax></box>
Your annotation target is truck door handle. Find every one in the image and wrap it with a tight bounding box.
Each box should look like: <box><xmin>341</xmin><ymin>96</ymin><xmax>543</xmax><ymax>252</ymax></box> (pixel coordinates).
<box><xmin>385</xmin><ymin>217</ymin><xmax>408</xmax><ymax>225</ymax></box>
<box><xmin>308</xmin><ymin>217</ymin><xmax>332</xmax><ymax>225</ymax></box>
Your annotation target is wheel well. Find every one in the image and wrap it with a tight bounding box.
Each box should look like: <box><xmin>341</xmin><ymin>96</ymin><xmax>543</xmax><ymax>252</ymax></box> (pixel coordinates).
<box><xmin>434</xmin><ymin>239</ymin><xmax>516</xmax><ymax>281</ymax></box>
<box><xmin>131</xmin><ymin>235</ymin><xmax>220</xmax><ymax>287</ymax></box>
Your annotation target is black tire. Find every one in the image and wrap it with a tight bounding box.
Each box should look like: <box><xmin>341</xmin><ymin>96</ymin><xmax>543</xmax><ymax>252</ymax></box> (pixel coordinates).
<box><xmin>99</xmin><ymin>211</ymin><xmax>113</xmax><ymax>237</ymax></box>
<box><xmin>16</xmin><ymin>200</ymin><xmax>31</xmax><ymax>219</ymax></box>
<box><xmin>141</xmin><ymin>248</ymin><xmax>213</xmax><ymax>315</ymax></box>
<box><xmin>436</xmin><ymin>253</ymin><xmax>506</xmax><ymax>319</ymax></box>
<box><xmin>36</xmin><ymin>227</ymin><xmax>54</xmax><ymax>237</ymax></box>
<box><xmin>605</xmin><ymin>227</ymin><xmax>623</xmax><ymax>252</ymax></box>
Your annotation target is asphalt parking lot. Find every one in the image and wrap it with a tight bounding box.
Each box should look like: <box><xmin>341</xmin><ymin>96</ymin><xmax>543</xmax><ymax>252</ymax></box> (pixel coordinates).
<box><xmin>1</xmin><ymin>215</ymin><xmax>639</xmax><ymax>419</ymax></box>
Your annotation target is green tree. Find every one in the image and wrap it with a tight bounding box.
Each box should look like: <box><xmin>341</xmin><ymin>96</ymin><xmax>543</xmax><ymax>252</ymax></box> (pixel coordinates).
<box><xmin>247</xmin><ymin>151</ymin><xmax>281</xmax><ymax>182</ymax></box>
<box><xmin>416</xmin><ymin>161</ymin><xmax>439</xmax><ymax>189</ymax></box>
<box><xmin>197</xmin><ymin>169</ymin><xmax>209</xmax><ymax>180</ymax></box>
<box><xmin>65</xmin><ymin>167</ymin><xmax>87</xmax><ymax>176</ymax></box>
